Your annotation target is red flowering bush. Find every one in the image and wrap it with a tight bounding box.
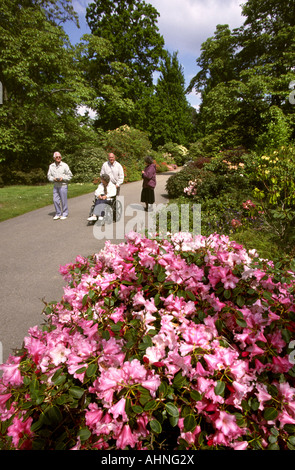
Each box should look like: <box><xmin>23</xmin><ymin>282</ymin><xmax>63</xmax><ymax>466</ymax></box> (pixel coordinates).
<box><xmin>1</xmin><ymin>232</ymin><xmax>295</xmax><ymax>450</ymax></box>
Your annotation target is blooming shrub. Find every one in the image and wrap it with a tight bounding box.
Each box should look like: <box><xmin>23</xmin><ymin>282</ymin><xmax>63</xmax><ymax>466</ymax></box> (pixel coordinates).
<box><xmin>184</xmin><ymin>180</ymin><xmax>198</xmax><ymax>196</ymax></box>
<box><xmin>1</xmin><ymin>231</ymin><xmax>295</xmax><ymax>450</ymax></box>
<box><xmin>253</xmin><ymin>146</ymin><xmax>295</xmax><ymax>244</ymax></box>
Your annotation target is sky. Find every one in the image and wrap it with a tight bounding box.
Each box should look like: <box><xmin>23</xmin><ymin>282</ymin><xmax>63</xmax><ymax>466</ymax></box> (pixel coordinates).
<box><xmin>63</xmin><ymin>0</ymin><xmax>246</xmax><ymax>110</ymax></box>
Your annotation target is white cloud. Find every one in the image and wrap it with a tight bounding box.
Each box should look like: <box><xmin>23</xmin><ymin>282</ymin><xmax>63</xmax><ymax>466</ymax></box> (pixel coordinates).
<box><xmin>149</xmin><ymin>0</ymin><xmax>244</xmax><ymax>55</ymax></box>
<box><xmin>72</xmin><ymin>0</ymin><xmax>91</xmax><ymax>16</ymax></box>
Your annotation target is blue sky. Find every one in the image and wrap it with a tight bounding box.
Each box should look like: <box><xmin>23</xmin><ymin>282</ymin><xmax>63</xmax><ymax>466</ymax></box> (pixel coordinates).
<box><xmin>64</xmin><ymin>0</ymin><xmax>245</xmax><ymax>109</ymax></box>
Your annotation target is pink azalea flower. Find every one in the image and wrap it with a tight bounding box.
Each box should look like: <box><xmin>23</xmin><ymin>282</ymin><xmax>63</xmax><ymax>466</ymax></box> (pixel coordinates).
<box><xmin>85</xmin><ymin>403</ymin><xmax>104</xmax><ymax>429</ymax></box>
<box><xmin>231</xmin><ymin>441</ymin><xmax>249</xmax><ymax>450</ymax></box>
<box><xmin>0</xmin><ymin>356</ymin><xmax>23</xmax><ymax>386</ymax></box>
<box><xmin>278</xmin><ymin>410</ymin><xmax>295</xmax><ymax>428</ymax></box>
<box><xmin>141</xmin><ymin>375</ymin><xmax>161</xmax><ymax>396</ymax></box>
<box><xmin>0</xmin><ymin>393</ymin><xmax>12</xmax><ymax>408</ymax></box>
<box><xmin>255</xmin><ymin>383</ymin><xmax>272</xmax><ymax>410</ymax></box>
<box><xmin>49</xmin><ymin>342</ymin><xmax>71</xmax><ymax>366</ymax></box>
<box><xmin>108</xmin><ymin>397</ymin><xmax>128</xmax><ymax>421</ymax></box>
<box><xmin>116</xmin><ymin>424</ymin><xmax>138</xmax><ymax>449</ymax></box>
<box><xmin>214</xmin><ymin>411</ymin><xmax>241</xmax><ymax>437</ymax></box>
<box><xmin>272</xmin><ymin>356</ymin><xmax>292</xmax><ymax>373</ymax></box>
<box><xmin>7</xmin><ymin>415</ymin><xmax>33</xmax><ymax>448</ymax></box>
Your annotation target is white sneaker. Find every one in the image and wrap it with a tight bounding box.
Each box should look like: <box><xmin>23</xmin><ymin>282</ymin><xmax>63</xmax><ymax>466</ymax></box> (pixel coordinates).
<box><xmin>98</xmin><ymin>216</ymin><xmax>104</xmax><ymax>221</ymax></box>
<box><xmin>53</xmin><ymin>215</ymin><xmax>60</xmax><ymax>220</ymax></box>
<box><xmin>87</xmin><ymin>215</ymin><xmax>97</xmax><ymax>221</ymax></box>
<box><xmin>60</xmin><ymin>216</ymin><xmax>68</xmax><ymax>220</ymax></box>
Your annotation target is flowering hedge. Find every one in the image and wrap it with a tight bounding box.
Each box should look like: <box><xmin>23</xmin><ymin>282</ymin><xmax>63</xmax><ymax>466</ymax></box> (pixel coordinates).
<box><xmin>1</xmin><ymin>232</ymin><xmax>295</xmax><ymax>450</ymax></box>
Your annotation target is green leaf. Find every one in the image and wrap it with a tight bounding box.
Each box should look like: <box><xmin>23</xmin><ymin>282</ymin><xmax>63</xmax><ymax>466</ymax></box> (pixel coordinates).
<box><xmin>110</xmin><ymin>321</ymin><xmax>123</xmax><ymax>332</ymax></box>
<box><xmin>132</xmin><ymin>405</ymin><xmax>144</xmax><ymax>414</ymax></box>
<box><xmin>157</xmin><ymin>271</ymin><xmax>166</xmax><ymax>283</ymax></box>
<box><xmin>190</xmin><ymin>390</ymin><xmax>202</xmax><ymax>401</ymax></box>
<box><xmin>78</xmin><ymin>428</ymin><xmax>91</xmax><ymax>442</ymax></box>
<box><xmin>43</xmin><ymin>405</ymin><xmax>63</xmax><ymax>427</ymax></box>
<box><xmin>183</xmin><ymin>414</ymin><xmax>196</xmax><ymax>432</ymax></box>
<box><xmin>144</xmin><ymin>400</ymin><xmax>158</xmax><ymax>411</ymax></box>
<box><xmin>169</xmin><ymin>415</ymin><xmax>179</xmax><ymax>427</ymax></box>
<box><xmin>88</xmin><ymin>290</ymin><xmax>96</xmax><ymax>300</ymax></box>
<box><xmin>158</xmin><ymin>381</ymin><xmax>168</xmax><ymax>397</ymax></box>
<box><xmin>236</xmin><ymin>295</ymin><xmax>245</xmax><ymax>307</ymax></box>
<box><xmin>154</xmin><ymin>293</ymin><xmax>161</xmax><ymax>306</ymax></box>
<box><xmin>236</xmin><ymin>318</ymin><xmax>248</xmax><ymax>328</ymax></box>
<box><xmin>165</xmin><ymin>402</ymin><xmax>179</xmax><ymax>418</ymax></box>
<box><xmin>82</xmin><ymin>294</ymin><xmax>89</xmax><ymax>307</ymax></box>
<box><xmin>172</xmin><ymin>371</ymin><xmax>186</xmax><ymax>389</ymax></box>
<box><xmin>264</xmin><ymin>407</ymin><xmax>278</xmax><ymax>421</ymax></box>
<box><xmin>150</xmin><ymin>419</ymin><xmax>162</xmax><ymax>434</ymax></box>
<box><xmin>214</xmin><ymin>381</ymin><xmax>225</xmax><ymax>396</ymax></box>
<box><xmin>86</xmin><ymin>363</ymin><xmax>98</xmax><ymax>378</ymax></box>
<box><xmin>224</xmin><ymin>289</ymin><xmax>231</xmax><ymax>299</ymax></box>
<box><xmin>186</xmin><ymin>290</ymin><xmax>196</xmax><ymax>301</ymax></box>
<box><xmin>69</xmin><ymin>386</ymin><xmax>85</xmax><ymax>399</ymax></box>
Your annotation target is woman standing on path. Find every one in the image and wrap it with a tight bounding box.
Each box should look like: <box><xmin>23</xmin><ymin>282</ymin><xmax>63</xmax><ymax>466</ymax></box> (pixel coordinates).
<box><xmin>141</xmin><ymin>155</ymin><xmax>156</xmax><ymax>212</ymax></box>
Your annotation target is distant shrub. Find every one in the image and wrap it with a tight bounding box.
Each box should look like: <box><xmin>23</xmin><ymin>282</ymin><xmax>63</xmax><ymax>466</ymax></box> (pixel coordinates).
<box><xmin>65</xmin><ymin>148</ymin><xmax>107</xmax><ymax>183</ymax></box>
<box><xmin>3</xmin><ymin>168</ymin><xmax>47</xmax><ymax>185</ymax></box>
<box><xmin>105</xmin><ymin>126</ymin><xmax>152</xmax><ymax>182</ymax></box>
<box><xmin>158</xmin><ymin>142</ymin><xmax>189</xmax><ymax>166</ymax></box>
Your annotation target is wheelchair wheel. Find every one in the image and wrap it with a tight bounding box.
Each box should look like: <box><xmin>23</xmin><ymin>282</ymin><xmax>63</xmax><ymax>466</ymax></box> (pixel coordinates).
<box><xmin>113</xmin><ymin>198</ymin><xmax>123</xmax><ymax>222</ymax></box>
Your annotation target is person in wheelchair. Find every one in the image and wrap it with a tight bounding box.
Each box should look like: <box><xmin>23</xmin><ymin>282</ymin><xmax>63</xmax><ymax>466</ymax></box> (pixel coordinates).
<box><xmin>87</xmin><ymin>174</ymin><xmax>117</xmax><ymax>222</ymax></box>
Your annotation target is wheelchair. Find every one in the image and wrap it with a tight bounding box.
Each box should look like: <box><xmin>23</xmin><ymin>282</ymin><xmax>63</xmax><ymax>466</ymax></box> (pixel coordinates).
<box><xmin>87</xmin><ymin>195</ymin><xmax>123</xmax><ymax>226</ymax></box>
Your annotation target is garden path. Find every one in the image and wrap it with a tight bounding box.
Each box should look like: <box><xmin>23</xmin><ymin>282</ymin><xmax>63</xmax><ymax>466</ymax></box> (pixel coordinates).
<box><xmin>0</xmin><ymin>171</ymin><xmax>176</xmax><ymax>362</ymax></box>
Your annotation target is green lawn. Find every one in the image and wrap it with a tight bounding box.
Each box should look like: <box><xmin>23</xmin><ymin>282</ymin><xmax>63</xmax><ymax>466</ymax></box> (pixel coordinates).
<box><xmin>0</xmin><ymin>183</ymin><xmax>95</xmax><ymax>222</ymax></box>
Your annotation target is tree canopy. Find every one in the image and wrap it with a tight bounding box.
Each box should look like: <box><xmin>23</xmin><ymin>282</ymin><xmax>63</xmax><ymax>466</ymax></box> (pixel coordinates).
<box><xmin>188</xmin><ymin>0</ymin><xmax>295</xmax><ymax>150</ymax></box>
<box><xmin>85</xmin><ymin>0</ymin><xmax>165</xmax><ymax>130</ymax></box>
<box><xmin>0</xmin><ymin>0</ymin><xmax>93</xmax><ymax>179</ymax></box>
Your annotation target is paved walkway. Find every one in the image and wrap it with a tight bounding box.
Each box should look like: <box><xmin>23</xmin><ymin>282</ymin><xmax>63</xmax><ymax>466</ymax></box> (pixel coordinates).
<box><xmin>0</xmin><ymin>172</ymin><xmax>175</xmax><ymax>362</ymax></box>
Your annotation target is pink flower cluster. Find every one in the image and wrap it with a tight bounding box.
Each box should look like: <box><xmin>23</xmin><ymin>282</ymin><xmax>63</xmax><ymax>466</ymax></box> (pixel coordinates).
<box><xmin>242</xmin><ymin>200</ymin><xmax>256</xmax><ymax>210</ymax></box>
<box><xmin>184</xmin><ymin>180</ymin><xmax>197</xmax><ymax>196</ymax></box>
<box><xmin>1</xmin><ymin>231</ymin><xmax>295</xmax><ymax>450</ymax></box>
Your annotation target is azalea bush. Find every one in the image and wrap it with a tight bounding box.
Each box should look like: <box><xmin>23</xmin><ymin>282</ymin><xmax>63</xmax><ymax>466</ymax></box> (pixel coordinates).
<box><xmin>1</xmin><ymin>231</ymin><xmax>295</xmax><ymax>450</ymax></box>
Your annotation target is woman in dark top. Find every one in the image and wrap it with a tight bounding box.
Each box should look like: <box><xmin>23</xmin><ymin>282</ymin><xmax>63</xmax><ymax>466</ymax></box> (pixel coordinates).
<box><xmin>141</xmin><ymin>155</ymin><xmax>156</xmax><ymax>211</ymax></box>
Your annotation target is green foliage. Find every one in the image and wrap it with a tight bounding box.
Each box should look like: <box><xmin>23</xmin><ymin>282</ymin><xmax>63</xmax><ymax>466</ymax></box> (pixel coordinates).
<box><xmin>158</xmin><ymin>142</ymin><xmax>189</xmax><ymax>166</ymax></box>
<box><xmin>141</xmin><ymin>51</ymin><xmax>195</xmax><ymax>147</ymax></box>
<box><xmin>165</xmin><ymin>165</ymin><xmax>201</xmax><ymax>199</ymax></box>
<box><xmin>105</xmin><ymin>125</ymin><xmax>153</xmax><ymax>182</ymax></box>
<box><xmin>85</xmin><ymin>0</ymin><xmax>165</xmax><ymax>130</ymax></box>
<box><xmin>166</xmin><ymin>146</ymin><xmax>252</xmax><ymax>199</ymax></box>
<box><xmin>65</xmin><ymin>147</ymin><xmax>107</xmax><ymax>183</ymax></box>
<box><xmin>0</xmin><ymin>0</ymin><xmax>94</xmax><ymax>175</ymax></box>
<box><xmin>255</xmin><ymin>106</ymin><xmax>293</xmax><ymax>152</ymax></box>
<box><xmin>188</xmin><ymin>1</ymin><xmax>295</xmax><ymax>150</ymax></box>
<box><xmin>252</xmin><ymin>146</ymin><xmax>295</xmax><ymax>244</ymax></box>
<box><xmin>2</xmin><ymin>168</ymin><xmax>47</xmax><ymax>186</ymax></box>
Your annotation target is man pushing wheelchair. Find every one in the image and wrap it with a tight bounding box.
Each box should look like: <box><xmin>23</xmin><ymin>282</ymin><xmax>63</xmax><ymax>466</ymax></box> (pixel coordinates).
<box><xmin>87</xmin><ymin>153</ymin><xmax>124</xmax><ymax>223</ymax></box>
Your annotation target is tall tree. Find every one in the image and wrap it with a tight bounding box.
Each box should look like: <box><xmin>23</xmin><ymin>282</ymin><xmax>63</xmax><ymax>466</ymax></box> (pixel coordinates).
<box><xmin>142</xmin><ymin>51</ymin><xmax>194</xmax><ymax>147</ymax></box>
<box><xmin>187</xmin><ymin>24</ymin><xmax>239</xmax><ymax>141</ymax></box>
<box><xmin>85</xmin><ymin>0</ymin><xmax>165</xmax><ymax>129</ymax></box>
